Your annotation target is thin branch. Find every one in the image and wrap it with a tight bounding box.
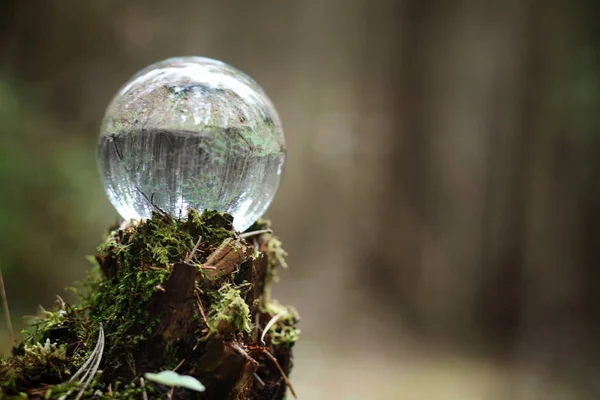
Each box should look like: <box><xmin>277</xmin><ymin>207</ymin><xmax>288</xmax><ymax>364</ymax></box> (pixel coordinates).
<box><xmin>195</xmin><ymin>291</ymin><xmax>209</xmax><ymax>327</ymax></box>
<box><xmin>253</xmin><ymin>372</ymin><xmax>265</xmax><ymax>388</ymax></box>
<box><xmin>137</xmin><ymin>189</ymin><xmax>167</xmax><ymax>215</ymax></box>
<box><xmin>261</xmin><ymin>349</ymin><xmax>297</xmax><ymax>399</ymax></box>
<box><xmin>186</xmin><ymin>236</ymin><xmax>203</xmax><ymax>262</ymax></box>
<box><xmin>140</xmin><ymin>377</ymin><xmax>148</xmax><ymax>400</ymax></box>
<box><xmin>0</xmin><ymin>264</ymin><xmax>15</xmax><ymax>344</ymax></box>
<box><xmin>173</xmin><ymin>358</ymin><xmax>186</xmax><ymax>372</ymax></box>
<box><xmin>254</xmin><ymin>313</ymin><xmax>261</xmax><ymax>341</ymax></box>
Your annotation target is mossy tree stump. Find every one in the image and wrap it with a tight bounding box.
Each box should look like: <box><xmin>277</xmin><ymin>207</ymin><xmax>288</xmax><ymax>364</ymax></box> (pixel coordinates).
<box><xmin>0</xmin><ymin>210</ymin><xmax>299</xmax><ymax>399</ymax></box>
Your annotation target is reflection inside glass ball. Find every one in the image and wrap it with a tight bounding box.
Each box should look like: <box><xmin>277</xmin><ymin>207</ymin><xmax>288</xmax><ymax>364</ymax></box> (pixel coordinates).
<box><xmin>97</xmin><ymin>57</ymin><xmax>285</xmax><ymax>231</ymax></box>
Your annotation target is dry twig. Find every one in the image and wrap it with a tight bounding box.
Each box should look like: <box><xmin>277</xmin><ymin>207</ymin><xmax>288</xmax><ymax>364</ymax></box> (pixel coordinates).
<box><xmin>0</xmin><ymin>264</ymin><xmax>14</xmax><ymax>344</ymax></box>
<box><xmin>140</xmin><ymin>377</ymin><xmax>148</xmax><ymax>400</ymax></box>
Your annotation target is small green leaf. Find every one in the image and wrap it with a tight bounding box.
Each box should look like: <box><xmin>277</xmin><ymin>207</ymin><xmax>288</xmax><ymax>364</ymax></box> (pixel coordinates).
<box><xmin>144</xmin><ymin>371</ymin><xmax>206</xmax><ymax>392</ymax></box>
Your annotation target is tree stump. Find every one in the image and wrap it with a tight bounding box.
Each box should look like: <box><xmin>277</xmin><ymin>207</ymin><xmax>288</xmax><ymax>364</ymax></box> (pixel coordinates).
<box><xmin>0</xmin><ymin>210</ymin><xmax>298</xmax><ymax>399</ymax></box>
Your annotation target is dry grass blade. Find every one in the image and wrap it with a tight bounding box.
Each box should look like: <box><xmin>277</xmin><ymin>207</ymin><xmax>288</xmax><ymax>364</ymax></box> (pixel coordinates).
<box><xmin>71</xmin><ymin>325</ymin><xmax>104</xmax><ymax>381</ymax></box>
<box><xmin>67</xmin><ymin>325</ymin><xmax>105</xmax><ymax>400</ymax></box>
<box><xmin>0</xmin><ymin>264</ymin><xmax>15</xmax><ymax>344</ymax></box>
<box><xmin>75</xmin><ymin>325</ymin><xmax>105</xmax><ymax>400</ymax></box>
<box><xmin>261</xmin><ymin>312</ymin><xmax>285</xmax><ymax>345</ymax></box>
<box><xmin>239</xmin><ymin>229</ymin><xmax>272</xmax><ymax>239</ymax></box>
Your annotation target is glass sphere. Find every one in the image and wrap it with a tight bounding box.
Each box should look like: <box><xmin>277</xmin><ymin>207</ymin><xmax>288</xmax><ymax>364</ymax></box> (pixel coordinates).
<box><xmin>97</xmin><ymin>57</ymin><xmax>285</xmax><ymax>231</ymax></box>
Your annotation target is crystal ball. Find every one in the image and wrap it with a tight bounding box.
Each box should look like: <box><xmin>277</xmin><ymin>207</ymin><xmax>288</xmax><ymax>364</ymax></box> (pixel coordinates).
<box><xmin>97</xmin><ymin>57</ymin><xmax>285</xmax><ymax>231</ymax></box>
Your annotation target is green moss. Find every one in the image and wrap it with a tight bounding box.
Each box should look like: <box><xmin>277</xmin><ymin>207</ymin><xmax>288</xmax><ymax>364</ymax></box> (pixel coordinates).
<box><xmin>26</xmin><ymin>298</ymin><xmax>79</xmax><ymax>343</ymax></box>
<box><xmin>0</xmin><ymin>209</ymin><xmax>298</xmax><ymax>399</ymax></box>
<box><xmin>120</xmin><ymin>212</ymin><xmax>193</xmax><ymax>269</ymax></box>
<box><xmin>23</xmin><ymin>340</ymin><xmax>67</xmax><ymax>366</ymax></box>
<box><xmin>209</xmin><ymin>284</ymin><xmax>252</xmax><ymax>334</ymax></box>
<box><xmin>0</xmin><ymin>338</ymin><xmax>74</xmax><ymax>395</ymax></box>
<box><xmin>101</xmin><ymin>381</ymin><xmax>163</xmax><ymax>400</ymax></box>
<box><xmin>81</xmin><ymin>208</ymin><xmax>241</xmax><ymax>388</ymax></box>
<box><xmin>192</xmin><ymin>209</ymin><xmax>235</xmax><ymax>245</ymax></box>
<box><xmin>266</xmin><ymin>236</ymin><xmax>288</xmax><ymax>273</ymax></box>
<box><xmin>262</xmin><ymin>302</ymin><xmax>300</xmax><ymax>345</ymax></box>
<box><xmin>82</xmin><ymin>264</ymin><xmax>170</xmax><ymax>370</ymax></box>
<box><xmin>41</xmin><ymin>381</ymin><xmax>80</xmax><ymax>399</ymax></box>
<box><xmin>81</xmin><ymin>208</ymin><xmax>237</xmax><ymax>374</ymax></box>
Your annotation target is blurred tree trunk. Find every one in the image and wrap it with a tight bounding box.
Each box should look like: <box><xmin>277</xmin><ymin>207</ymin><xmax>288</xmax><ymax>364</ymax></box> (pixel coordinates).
<box><xmin>511</xmin><ymin>0</ymin><xmax>600</xmax><ymax>392</ymax></box>
<box><xmin>357</xmin><ymin>0</ymin><xmax>600</xmax><ymax>394</ymax></box>
<box><xmin>358</xmin><ymin>0</ymin><xmax>529</xmax><ymax>347</ymax></box>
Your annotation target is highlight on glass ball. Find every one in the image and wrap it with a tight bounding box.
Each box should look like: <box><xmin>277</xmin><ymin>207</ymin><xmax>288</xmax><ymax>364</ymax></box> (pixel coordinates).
<box><xmin>97</xmin><ymin>57</ymin><xmax>286</xmax><ymax>232</ymax></box>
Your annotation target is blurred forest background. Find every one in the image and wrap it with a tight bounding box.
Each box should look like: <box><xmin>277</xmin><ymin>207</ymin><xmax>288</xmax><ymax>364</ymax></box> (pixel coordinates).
<box><xmin>1</xmin><ymin>0</ymin><xmax>600</xmax><ymax>399</ymax></box>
